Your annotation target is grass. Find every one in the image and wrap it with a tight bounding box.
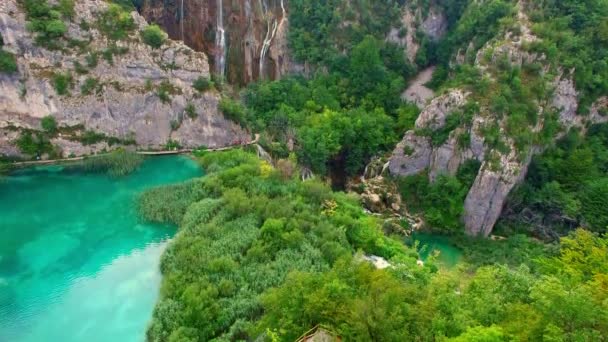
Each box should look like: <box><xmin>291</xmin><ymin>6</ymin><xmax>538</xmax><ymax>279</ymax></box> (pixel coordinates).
<box><xmin>70</xmin><ymin>149</ymin><xmax>144</xmax><ymax>177</ymax></box>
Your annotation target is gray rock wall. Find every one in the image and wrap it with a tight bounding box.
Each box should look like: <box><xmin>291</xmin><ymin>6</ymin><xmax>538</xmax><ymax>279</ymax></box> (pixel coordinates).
<box><xmin>0</xmin><ymin>0</ymin><xmax>249</xmax><ymax>158</ymax></box>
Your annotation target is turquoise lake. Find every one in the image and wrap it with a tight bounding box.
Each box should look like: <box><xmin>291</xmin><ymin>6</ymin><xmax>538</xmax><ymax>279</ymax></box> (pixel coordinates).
<box><xmin>0</xmin><ymin>156</ymin><xmax>202</xmax><ymax>342</ymax></box>
<box><xmin>410</xmin><ymin>233</ymin><xmax>463</xmax><ymax>268</ymax></box>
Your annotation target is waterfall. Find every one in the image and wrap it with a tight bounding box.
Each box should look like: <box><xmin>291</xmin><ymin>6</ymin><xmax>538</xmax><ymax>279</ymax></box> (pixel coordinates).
<box><xmin>180</xmin><ymin>0</ymin><xmax>184</xmax><ymax>41</ymax></box>
<box><xmin>278</xmin><ymin>0</ymin><xmax>286</xmax><ymax>31</ymax></box>
<box><xmin>259</xmin><ymin>0</ymin><xmax>278</xmax><ymax>79</ymax></box>
<box><xmin>216</xmin><ymin>0</ymin><xmax>226</xmax><ymax>77</ymax></box>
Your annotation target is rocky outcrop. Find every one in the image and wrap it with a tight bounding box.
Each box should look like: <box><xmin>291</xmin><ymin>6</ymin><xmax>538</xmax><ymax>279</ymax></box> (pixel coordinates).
<box><xmin>140</xmin><ymin>0</ymin><xmax>299</xmax><ymax>85</ymax></box>
<box><xmin>0</xmin><ymin>0</ymin><xmax>249</xmax><ymax>158</ymax></box>
<box><xmin>421</xmin><ymin>8</ymin><xmax>447</xmax><ymax>40</ymax></box>
<box><xmin>389</xmin><ymin>4</ymin><xmax>608</xmax><ymax>237</ymax></box>
<box><xmin>389</xmin><ymin>89</ymin><xmax>471</xmax><ymax>177</ymax></box>
<box><xmin>387</xmin><ymin>6</ymin><xmax>447</xmax><ymax>64</ymax></box>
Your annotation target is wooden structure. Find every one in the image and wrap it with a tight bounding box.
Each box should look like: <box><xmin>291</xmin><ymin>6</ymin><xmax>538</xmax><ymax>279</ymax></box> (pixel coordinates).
<box><xmin>296</xmin><ymin>325</ymin><xmax>341</xmax><ymax>342</ymax></box>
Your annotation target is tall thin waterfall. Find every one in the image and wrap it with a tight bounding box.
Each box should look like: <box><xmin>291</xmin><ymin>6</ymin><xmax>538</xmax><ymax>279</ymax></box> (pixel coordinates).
<box><xmin>259</xmin><ymin>0</ymin><xmax>278</xmax><ymax>79</ymax></box>
<box><xmin>215</xmin><ymin>0</ymin><xmax>226</xmax><ymax>77</ymax></box>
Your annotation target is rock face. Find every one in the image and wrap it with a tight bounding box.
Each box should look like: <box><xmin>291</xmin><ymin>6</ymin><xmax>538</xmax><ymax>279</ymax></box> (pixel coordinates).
<box><xmin>401</xmin><ymin>66</ymin><xmax>436</xmax><ymax>108</ymax></box>
<box><xmin>0</xmin><ymin>0</ymin><xmax>249</xmax><ymax>157</ymax></box>
<box><xmin>387</xmin><ymin>6</ymin><xmax>447</xmax><ymax>64</ymax></box>
<box><xmin>140</xmin><ymin>0</ymin><xmax>299</xmax><ymax>85</ymax></box>
<box><xmin>389</xmin><ymin>89</ymin><xmax>474</xmax><ymax>178</ymax></box>
<box><xmin>390</xmin><ymin>4</ymin><xmax>608</xmax><ymax>237</ymax></box>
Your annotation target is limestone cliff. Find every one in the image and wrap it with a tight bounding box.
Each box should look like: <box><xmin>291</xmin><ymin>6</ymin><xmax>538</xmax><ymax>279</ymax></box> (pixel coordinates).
<box><xmin>389</xmin><ymin>4</ymin><xmax>608</xmax><ymax>236</ymax></box>
<box><xmin>0</xmin><ymin>0</ymin><xmax>249</xmax><ymax>158</ymax></box>
<box><xmin>140</xmin><ymin>0</ymin><xmax>300</xmax><ymax>85</ymax></box>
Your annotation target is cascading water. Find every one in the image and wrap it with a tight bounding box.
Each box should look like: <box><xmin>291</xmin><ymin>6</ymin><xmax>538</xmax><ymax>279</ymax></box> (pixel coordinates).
<box><xmin>215</xmin><ymin>0</ymin><xmax>226</xmax><ymax>77</ymax></box>
<box><xmin>259</xmin><ymin>0</ymin><xmax>279</xmax><ymax>79</ymax></box>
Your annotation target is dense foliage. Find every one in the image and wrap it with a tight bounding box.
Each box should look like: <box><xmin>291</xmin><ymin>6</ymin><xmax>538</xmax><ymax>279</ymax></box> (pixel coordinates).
<box><xmin>527</xmin><ymin>0</ymin><xmax>608</xmax><ymax>113</ymax></box>
<box><xmin>142</xmin><ymin>150</ymin><xmax>412</xmax><ymax>341</ymax></box>
<box><xmin>398</xmin><ymin>159</ymin><xmax>480</xmax><ymax>232</ymax></box>
<box><xmin>22</xmin><ymin>0</ymin><xmax>73</xmax><ymax>49</ymax></box>
<box><xmin>140</xmin><ymin>150</ymin><xmax>608</xmax><ymax>341</ymax></box>
<box><xmin>241</xmin><ymin>33</ymin><xmax>413</xmax><ymax>176</ymax></box>
<box><xmin>500</xmin><ymin>124</ymin><xmax>608</xmax><ymax>239</ymax></box>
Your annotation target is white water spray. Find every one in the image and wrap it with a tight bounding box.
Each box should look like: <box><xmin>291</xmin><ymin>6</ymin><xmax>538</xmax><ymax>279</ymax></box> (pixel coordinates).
<box><xmin>258</xmin><ymin>0</ymin><xmax>279</xmax><ymax>79</ymax></box>
<box><xmin>216</xmin><ymin>0</ymin><xmax>226</xmax><ymax>76</ymax></box>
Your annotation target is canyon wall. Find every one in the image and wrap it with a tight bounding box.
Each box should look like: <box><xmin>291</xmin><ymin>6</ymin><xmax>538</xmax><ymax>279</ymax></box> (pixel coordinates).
<box><xmin>0</xmin><ymin>0</ymin><xmax>249</xmax><ymax>158</ymax></box>
<box><xmin>388</xmin><ymin>5</ymin><xmax>608</xmax><ymax>237</ymax></box>
<box><xmin>140</xmin><ymin>0</ymin><xmax>299</xmax><ymax>85</ymax></box>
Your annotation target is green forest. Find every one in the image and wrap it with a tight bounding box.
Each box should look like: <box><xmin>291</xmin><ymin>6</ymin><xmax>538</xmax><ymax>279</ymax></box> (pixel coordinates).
<box><xmin>141</xmin><ymin>149</ymin><xmax>607</xmax><ymax>341</ymax></box>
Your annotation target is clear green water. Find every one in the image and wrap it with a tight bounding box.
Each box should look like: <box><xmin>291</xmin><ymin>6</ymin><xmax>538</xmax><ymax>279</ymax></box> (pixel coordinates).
<box><xmin>0</xmin><ymin>156</ymin><xmax>202</xmax><ymax>342</ymax></box>
<box><xmin>411</xmin><ymin>233</ymin><xmax>463</xmax><ymax>268</ymax></box>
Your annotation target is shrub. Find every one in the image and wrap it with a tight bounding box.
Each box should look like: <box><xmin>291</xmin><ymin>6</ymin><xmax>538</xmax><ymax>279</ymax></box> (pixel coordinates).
<box><xmin>73</xmin><ymin>61</ymin><xmax>88</xmax><ymax>75</ymax></box>
<box><xmin>219</xmin><ymin>98</ymin><xmax>247</xmax><ymax>126</ymax></box>
<box><xmin>41</xmin><ymin>115</ymin><xmax>57</xmax><ymax>133</ymax></box>
<box><xmin>185</xmin><ymin>103</ymin><xmax>197</xmax><ymax>119</ymax></box>
<box><xmin>0</xmin><ymin>50</ymin><xmax>17</xmax><ymax>74</ymax></box>
<box><xmin>52</xmin><ymin>72</ymin><xmax>73</xmax><ymax>96</ymax></box>
<box><xmin>56</xmin><ymin>0</ymin><xmax>75</xmax><ymax>19</ymax></box>
<box><xmin>170</xmin><ymin>119</ymin><xmax>181</xmax><ymax>131</ymax></box>
<box><xmin>192</xmin><ymin>76</ymin><xmax>212</xmax><ymax>92</ymax></box>
<box><xmin>79</xmin><ymin>130</ymin><xmax>106</xmax><ymax>145</ymax></box>
<box><xmin>97</xmin><ymin>4</ymin><xmax>135</xmax><ymax>40</ymax></box>
<box><xmin>156</xmin><ymin>80</ymin><xmax>178</xmax><ymax>104</ymax></box>
<box><xmin>85</xmin><ymin>52</ymin><xmax>99</xmax><ymax>68</ymax></box>
<box><xmin>16</xmin><ymin>131</ymin><xmax>53</xmax><ymax>156</ymax></box>
<box><xmin>80</xmin><ymin>77</ymin><xmax>101</xmax><ymax>96</ymax></box>
<box><xmin>140</xmin><ymin>25</ymin><xmax>167</xmax><ymax>49</ymax></box>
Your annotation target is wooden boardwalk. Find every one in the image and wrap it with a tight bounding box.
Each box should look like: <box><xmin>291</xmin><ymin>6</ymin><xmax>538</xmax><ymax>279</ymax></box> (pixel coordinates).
<box><xmin>10</xmin><ymin>134</ymin><xmax>259</xmax><ymax>167</ymax></box>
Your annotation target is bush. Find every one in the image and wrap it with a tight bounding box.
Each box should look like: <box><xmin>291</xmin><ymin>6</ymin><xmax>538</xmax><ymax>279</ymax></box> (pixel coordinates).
<box><xmin>16</xmin><ymin>131</ymin><xmax>54</xmax><ymax>156</ymax></box>
<box><xmin>219</xmin><ymin>98</ymin><xmax>247</xmax><ymax>126</ymax></box>
<box><xmin>52</xmin><ymin>72</ymin><xmax>72</xmax><ymax>96</ymax></box>
<box><xmin>0</xmin><ymin>50</ymin><xmax>17</xmax><ymax>74</ymax></box>
<box><xmin>79</xmin><ymin>130</ymin><xmax>106</xmax><ymax>145</ymax></box>
<box><xmin>156</xmin><ymin>80</ymin><xmax>178</xmax><ymax>104</ymax></box>
<box><xmin>41</xmin><ymin>115</ymin><xmax>57</xmax><ymax>133</ymax></box>
<box><xmin>80</xmin><ymin>77</ymin><xmax>101</xmax><ymax>95</ymax></box>
<box><xmin>185</xmin><ymin>103</ymin><xmax>197</xmax><ymax>119</ymax></box>
<box><xmin>97</xmin><ymin>4</ymin><xmax>135</xmax><ymax>40</ymax></box>
<box><xmin>141</xmin><ymin>25</ymin><xmax>167</xmax><ymax>49</ymax></box>
<box><xmin>192</xmin><ymin>76</ymin><xmax>212</xmax><ymax>92</ymax></box>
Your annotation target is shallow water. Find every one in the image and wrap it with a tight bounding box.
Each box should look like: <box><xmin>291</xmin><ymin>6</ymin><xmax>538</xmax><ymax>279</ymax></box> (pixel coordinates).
<box><xmin>411</xmin><ymin>233</ymin><xmax>463</xmax><ymax>268</ymax></box>
<box><xmin>0</xmin><ymin>156</ymin><xmax>202</xmax><ymax>342</ymax></box>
